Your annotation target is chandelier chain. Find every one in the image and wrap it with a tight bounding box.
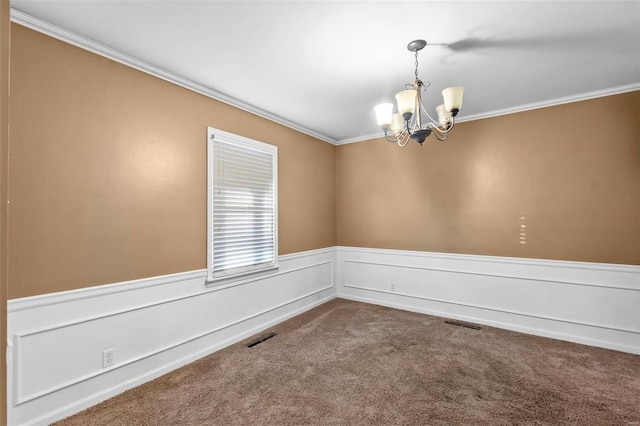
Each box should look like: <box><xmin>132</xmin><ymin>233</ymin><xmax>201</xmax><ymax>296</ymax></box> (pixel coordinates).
<box><xmin>414</xmin><ymin>50</ymin><xmax>419</xmax><ymax>81</ymax></box>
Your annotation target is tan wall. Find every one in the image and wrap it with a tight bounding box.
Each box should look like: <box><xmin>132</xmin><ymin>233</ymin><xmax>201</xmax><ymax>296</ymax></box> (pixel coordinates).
<box><xmin>8</xmin><ymin>23</ymin><xmax>639</xmax><ymax>302</ymax></box>
<box><xmin>1</xmin><ymin>1</ymin><xmax>9</xmax><ymax>421</ymax></box>
<box><xmin>337</xmin><ymin>91</ymin><xmax>640</xmax><ymax>265</ymax></box>
<box><xmin>9</xmin><ymin>24</ymin><xmax>336</xmax><ymax>299</ymax></box>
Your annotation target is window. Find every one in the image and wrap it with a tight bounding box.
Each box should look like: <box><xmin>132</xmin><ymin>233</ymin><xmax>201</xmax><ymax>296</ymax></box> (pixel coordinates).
<box><xmin>207</xmin><ymin>127</ymin><xmax>278</xmax><ymax>282</ymax></box>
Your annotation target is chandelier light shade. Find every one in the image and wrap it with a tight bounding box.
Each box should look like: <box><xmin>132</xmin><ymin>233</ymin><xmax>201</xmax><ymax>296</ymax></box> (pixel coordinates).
<box><xmin>375</xmin><ymin>39</ymin><xmax>464</xmax><ymax>146</ymax></box>
<box><xmin>374</xmin><ymin>103</ymin><xmax>394</xmax><ymax>129</ymax></box>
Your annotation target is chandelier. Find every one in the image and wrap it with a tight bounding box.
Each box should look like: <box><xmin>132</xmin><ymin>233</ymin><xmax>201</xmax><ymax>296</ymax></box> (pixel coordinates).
<box><xmin>374</xmin><ymin>39</ymin><xmax>464</xmax><ymax>146</ymax></box>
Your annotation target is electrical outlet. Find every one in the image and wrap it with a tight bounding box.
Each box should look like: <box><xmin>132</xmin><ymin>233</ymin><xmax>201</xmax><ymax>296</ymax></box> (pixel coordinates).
<box><xmin>102</xmin><ymin>348</ymin><xmax>115</xmax><ymax>368</ymax></box>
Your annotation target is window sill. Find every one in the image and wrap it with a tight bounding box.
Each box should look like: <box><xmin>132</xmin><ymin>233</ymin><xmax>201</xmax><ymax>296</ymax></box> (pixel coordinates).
<box><xmin>204</xmin><ymin>265</ymin><xmax>279</xmax><ymax>288</ymax></box>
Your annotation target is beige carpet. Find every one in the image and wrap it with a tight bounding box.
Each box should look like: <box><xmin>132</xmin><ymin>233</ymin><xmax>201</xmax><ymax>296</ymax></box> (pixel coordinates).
<box><xmin>56</xmin><ymin>299</ymin><xmax>640</xmax><ymax>425</ymax></box>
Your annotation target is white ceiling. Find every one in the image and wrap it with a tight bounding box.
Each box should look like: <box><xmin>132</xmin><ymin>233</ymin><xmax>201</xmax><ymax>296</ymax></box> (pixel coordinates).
<box><xmin>9</xmin><ymin>1</ymin><xmax>640</xmax><ymax>144</ymax></box>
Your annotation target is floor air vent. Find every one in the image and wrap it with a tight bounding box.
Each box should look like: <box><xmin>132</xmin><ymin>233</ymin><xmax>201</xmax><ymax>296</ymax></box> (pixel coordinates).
<box><xmin>445</xmin><ymin>320</ymin><xmax>481</xmax><ymax>330</ymax></box>
<box><xmin>245</xmin><ymin>332</ymin><xmax>277</xmax><ymax>348</ymax></box>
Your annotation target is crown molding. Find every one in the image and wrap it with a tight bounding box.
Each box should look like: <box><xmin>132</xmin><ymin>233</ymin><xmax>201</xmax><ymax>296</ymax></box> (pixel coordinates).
<box><xmin>455</xmin><ymin>83</ymin><xmax>640</xmax><ymax>124</ymax></box>
<box><xmin>334</xmin><ymin>133</ymin><xmax>384</xmax><ymax>145</ymax></box>
<box><xmin>9</xmin><ymin>8</ymin><xmax>339</xmax><ymax>146</ymax></box>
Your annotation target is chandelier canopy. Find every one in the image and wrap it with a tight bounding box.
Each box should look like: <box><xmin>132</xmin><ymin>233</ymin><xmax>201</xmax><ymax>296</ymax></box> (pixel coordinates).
<box><xmin>374</xmin><ymin>39</ymin><xmax>464</xmax><ymax>146</ymax></box>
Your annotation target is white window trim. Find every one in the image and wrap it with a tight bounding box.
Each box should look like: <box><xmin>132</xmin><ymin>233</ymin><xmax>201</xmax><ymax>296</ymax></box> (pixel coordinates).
<box><xmin>206</xmin><ymin>127</ymin><xmax>278</xmax><ymax>284</ymax></box>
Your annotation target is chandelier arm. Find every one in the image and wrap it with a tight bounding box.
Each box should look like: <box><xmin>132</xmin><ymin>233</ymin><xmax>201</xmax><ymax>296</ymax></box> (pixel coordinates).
<box><xmin>405</xmin><ymin>117</ymin><xmax>415</xmax><ymax>138</ymax></box>
<box><xmin>425</xmin><ymin>122</ymin><xmax>444</xmax><ymax>135</ymax></box>
<box><xmin>444</xmin><ymin>118</ymin><xmax>456</xmax><ymax>133</ymax></box>
<box><xmin>382</xmin><ymin>129</ymin><xmax>401</xmax><ymax>143</ymax></box>
<box><xmin>383</xmin><ymin>128</ymin><xmax>412</xmax><ymax>146</ymax></box>
<box><xmin>428</xmin><ymin>117</ymin><xmax>456</xmax><ymax>137</ymax></box>
<box><xmin>397</xmin><ymin>135</ymin><xmax>410</xmax><ymax>147</ymax></box>
<box><xmin>394</xmin><ymin>122</ymin><xmax>412</xmax><ymax>146</ymax></box>
<box><xmin>431</xmin><ymin>128</ymin><xmax>449</xmax><ymax>141</ymax></box>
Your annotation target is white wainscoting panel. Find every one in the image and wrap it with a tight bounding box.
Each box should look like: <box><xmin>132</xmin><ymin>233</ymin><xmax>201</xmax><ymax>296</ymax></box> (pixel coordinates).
<box><xmin>336</xmin><ymin>246</ymin><xmax>640</xmax><ymax>355</ymax></box>
<box><xmin>8</xmin><ymin>245</ymin><xmax>639</xmax><ymax>424</ymax></box>
<box><xmin>7</xmin><ymin>247</ymin><xmax>337</xmax><ymax>426</ymax></box>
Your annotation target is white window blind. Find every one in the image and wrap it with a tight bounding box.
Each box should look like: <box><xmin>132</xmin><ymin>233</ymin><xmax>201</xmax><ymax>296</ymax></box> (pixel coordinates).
<box><xmin>207</xmin><ymin>127</ymin><xmax>278</xmax><ymax>282</ymax></box>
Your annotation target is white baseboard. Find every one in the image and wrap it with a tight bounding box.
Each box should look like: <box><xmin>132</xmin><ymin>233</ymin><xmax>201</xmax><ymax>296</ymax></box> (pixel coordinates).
<box><xmin>336</xmin><ymin>246</ymin><xmax>640</xmax><ymax>355</ymax></box>
<box><xmin>7</xmin><ymin>247</ymin><xmax>337</xmax><ymax>426</ymax></box>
